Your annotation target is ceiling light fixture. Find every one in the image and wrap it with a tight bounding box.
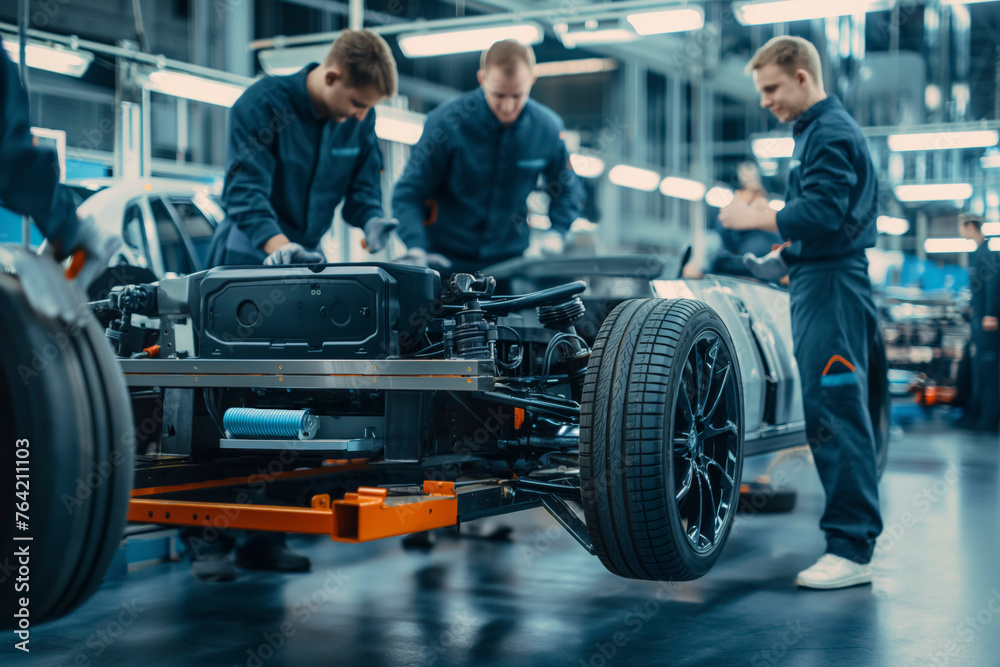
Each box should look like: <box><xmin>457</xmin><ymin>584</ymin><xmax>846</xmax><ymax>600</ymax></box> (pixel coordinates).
<box><xmin>887</xmin><ymin>130</ymin><xmax>999</xmax><ymax>152</ymax></box>
<box><xmin>569</xmin><ymin>153</ymin><xmax>606</xmax><ymax>178</ymax></box>
<box><xmin>894</xmin><ymin>183</ymin><xmax>974</xmax><ymax>202</ymax></box>
<box><xmin>751</xmin><ymin>137</ymin><xmax>795</xmax><ymax>159</ymax></box>
<box><xmin>659</xmin><ymin>176</ymin><xmax>706</xmax><ymax>201</ymax></box>
<box><xmin>374</xmin><ymin>108</ymin><xmax>425</xmax><ymax>145</ymax></box>
<box><xmin>2</xmin><ymin>38</ymin><xmax>93</xmax><ymax>77</ymax></box>
<box><xmin>397</xmin><ymin>23</ymin><xmax>543</xmax><ymax>58</ymax></box>
<box><xmin>554</xmin><ymin>20</ymin><xmax>640</xmax><ymax>49</ymax></box>
<box><xmin>705</xmin><ymin>186</ymin><xmax>735</xmax><ymax>208</ymax></box>
<box><xmin>733</xmin><ymin>0</ymin><xmax>893</xmax><ymax>26</ymax></box>
<box><xmin>924</xmin><ymin>238</ymin><xmax>977</xmax><ymax>253</ymax></box>
<box><xmin>144</xmin><ymin>70</ymin><xmax>246</xmax><ymax>107</ymax></box>
<box><xmin>608</xmin><ymin>164</ymin><xmax>660</xmax><ymax>192</ymax></box>
<box><xmin>626</xmin><ymin>7</ymin><xmax>705</xmax><ymax>35</ymax></box>
<box><xmin>534</xmin><ymin>58</ymin><xmax>618</xmax><ymax>77</ymax></box>
<box><xmin>877</xmin><ymin>216</ymin><xmax>909</xmax><ymax>235</ymax></box>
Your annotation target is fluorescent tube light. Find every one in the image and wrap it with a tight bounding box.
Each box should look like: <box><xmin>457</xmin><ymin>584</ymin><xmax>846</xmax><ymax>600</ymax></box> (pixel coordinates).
<box><xmin>733</xmin><ymin>0</ymin><xmax>892</xmax><ymax>26</ymax></box>
<box><xmin>940</xmin><ymin>0</ymin><xmax>999</xmax><ymax>5</ymax></box>
<box><xmin>982</xmin><ymin>148</ymin><xmax>1000</xmax><ymax>169</ymax></box>
<box><xmin>534</xmin><ymin>58</ymin><xmax>618</xmax><ymax>77</ymax></box>
<box><xmin>145</xmin><ymin>71</ymin><xmax>246</xmax><ymax>107</ymax></box>
<box><xmin>659</xmin><ymin>176</ymin><xmax>706</xmax><ymax>201</ymax></box>
<box><xmin>888</xmin><ymin>130</ymin><xmax>999</xmax><ymax>152</ymax></box>
<box><xmin>627</xmin><ymin>7</ymin><xmax>705</xmax><ymax>35</ymax></box>
<box><xmin>2</xmin><ymin>39</ymin><xmax>92</xmax><ymax>77</ymax></box>
<box><xmin>894</xmin><ymin>183</ymin><xmax>974</xmax><ymax>202</ymax></box>
<box><xmin>990</xmin><ymin>239</ymin><xmax>1000</xmax><ymax>251</ymax></box>
<box><xmin>374</xmin><ymin>109</ymin><xmax>424</xmax><ymax>145</ymax></box>
<box><xmin>569</xmin><ymin>153</ymin><xmax>605</xmax><ymax>178</ymax></box>
<box><xmin>397</xmin><ymin>23</ymin><xmax>543</xmax><ymax>58</ymax></box>
<box><xmin>608</xmin><ymin>165</ymin><xmax>660</xmax><ymax>192</ymax></box>
<box><xmin>257</xmin><ymin>44</ymin><xmax>331</xmax><ymax>76</ymax></box>
<box><xmin>705</xmin><ymin>186</ymin><xmax>735</xmax><ymax>208</ymax></box>
<box><xmin>924</xmin><ymin>238</ymin><xmax>976</xmax><ymax>253</ymax></box>
<box><xmin>877</xmin><ymin>216</ymin><xmax>909</xmax><ymax>235</ymax></box>
<box><xmin>752</xmin><ymin>137</ymin><xmax>795</xmax><ymax>159</ymax></box>
<box><xmin>981</xmin><ymin>222</ymin><xmax>1000</xmax><ymax>236</ymax></box>
<box><xmin>555</xmin><ymin>21</ymin><xmax>640</xmax><ymax>49</ymax></box>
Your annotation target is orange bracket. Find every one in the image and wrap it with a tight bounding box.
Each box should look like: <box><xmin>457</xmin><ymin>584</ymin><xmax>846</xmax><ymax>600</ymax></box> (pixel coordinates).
<box><xmin>128</xmin><ymin>480</ymin><xmax>458</xmax><ymax>543</ymax></box>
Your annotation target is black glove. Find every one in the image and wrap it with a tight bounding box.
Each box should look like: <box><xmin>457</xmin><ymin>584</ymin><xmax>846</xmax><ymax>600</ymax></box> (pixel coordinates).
<box><xmin>742</xmin><ymin>248</ymin><xmax>788</xmax><ymax>282</ymax></box>
<box><xmin>264</xmin><ymin>242</ymin><xmax>325</xmax><ymax>266</ymax></box>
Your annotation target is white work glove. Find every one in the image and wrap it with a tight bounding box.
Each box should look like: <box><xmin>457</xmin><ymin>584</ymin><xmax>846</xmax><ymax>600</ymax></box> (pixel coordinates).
<box><xmin>48</xmin><ymin>212</ymin><xmax>122</xmax><ymax>290</ymax></box>
<box><xmin>742</xmin><ymin>248</ymin><xmax>788</xmax><ymax>282</ymax></box>
<box><xmin>263</xmin><ymin>242</ymin><xmax>325</xmax><ymax>266</ymax></box>
<box><xmin>525</xmin><ymin>230</ymin><xmax>566</xmax><ymax>258</ymax></box>
<box><xmin>393</xmin><ymin>247</ymin><xmax>453</xmax><ymax>271</ymax></box>
<box><xmin>362</xmin><ymin>216</ymin><xmax>399</xmax><ymax>253</ymax></box>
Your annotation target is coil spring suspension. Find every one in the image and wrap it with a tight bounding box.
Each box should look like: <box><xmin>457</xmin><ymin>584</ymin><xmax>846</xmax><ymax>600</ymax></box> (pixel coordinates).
<box><xmin>223</xmin><ymin>407</ymin><xmax>319</xmax><ymax>440</ymax></box>
<box><xmin>537</xmin><ymin>297</ymin><xmax>585</xmax><ymax>329</ymax></box>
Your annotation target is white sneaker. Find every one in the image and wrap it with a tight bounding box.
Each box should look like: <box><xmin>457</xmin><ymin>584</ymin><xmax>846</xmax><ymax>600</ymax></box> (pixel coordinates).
<box><xmin>795</xmin><ymin>553</ymin><xmax>873</xmax><ymax>590</ymax></box>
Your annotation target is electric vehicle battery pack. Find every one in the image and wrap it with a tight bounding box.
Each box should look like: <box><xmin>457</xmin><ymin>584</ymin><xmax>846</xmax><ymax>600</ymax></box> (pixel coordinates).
<box><xmin>196</xmin><ymin>265</ymin><xmax>412</xmax><ymax>359</ymax></box>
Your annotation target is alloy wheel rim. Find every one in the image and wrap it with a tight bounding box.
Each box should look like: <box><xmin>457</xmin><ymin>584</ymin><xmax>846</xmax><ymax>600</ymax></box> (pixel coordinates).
<box><xmin>671</xmin><ymin>331</ymin><xmax>740</xmax><ymax>554</ymax></box>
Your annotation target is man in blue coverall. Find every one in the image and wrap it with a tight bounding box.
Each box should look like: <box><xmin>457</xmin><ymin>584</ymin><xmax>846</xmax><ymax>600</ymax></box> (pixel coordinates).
<box><xmin>391</xmin><ymin>40</ymin><xmax>585</xmax><ymax>274</ymax></box>
<box><xmin>957</xmin><ymin>213</ymin><xmax>999</xmax><ymax>432</ymax></box>
<box><xmin>1</xmin><ymin>48</ymin><xmax>116</xmax><ymax>285</ymax></box>
<box><xmin>191</xmin><ymin>31</ymin><xmax>399</xmax><ymax>582</ymax></box>
<box><xmin>721</xmin><ymin>36</ymin><xmax>882</xmax><ymax>589</ymax></box>
<box><xmin>207</xmin><ymin>29</ymin><xmax>399</xmax><ymax>267</ymax></box>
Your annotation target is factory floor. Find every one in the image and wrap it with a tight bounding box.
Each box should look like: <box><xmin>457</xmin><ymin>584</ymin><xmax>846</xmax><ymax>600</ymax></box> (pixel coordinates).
<box><xmin>12</xmin><ymin>414</ymin><xmax>1000</xmax><ymax>666</ymax></box>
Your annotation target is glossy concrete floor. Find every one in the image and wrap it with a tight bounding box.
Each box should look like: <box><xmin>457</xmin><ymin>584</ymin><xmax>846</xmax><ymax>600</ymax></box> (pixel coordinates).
<box><xmin>8</xmin><ymin>416</ymin><xmax>1000</xmax><ymax>666</ymax></box>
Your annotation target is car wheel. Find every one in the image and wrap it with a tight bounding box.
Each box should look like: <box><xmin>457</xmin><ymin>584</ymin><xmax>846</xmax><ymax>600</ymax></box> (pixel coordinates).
<box><xmin>580</xmin><ymin>298</ymin><xmax>744</xmax><ymax>581</ymax></box>
<box><xmin>0</xmin><ymin>248</ymin><xmax>134</xmax><ymax>628</ymax></box>
<box><xmin>869</xmin><ymin>328</ymin><xmax>891</xmax><ymax>481</ymax></box>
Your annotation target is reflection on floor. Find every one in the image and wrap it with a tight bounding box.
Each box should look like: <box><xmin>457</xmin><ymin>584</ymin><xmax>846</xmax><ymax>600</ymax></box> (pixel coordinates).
<box><xmin>9</xmin><ymin>418</ymin><xmax>1000</xmax><ymax>666</ymax></box>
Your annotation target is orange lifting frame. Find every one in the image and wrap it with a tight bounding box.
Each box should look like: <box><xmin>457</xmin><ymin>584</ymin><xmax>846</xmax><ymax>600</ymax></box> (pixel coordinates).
<box><xmin>127</xmin><ymin>480</ymin><xmax>458</xmax><ymax>543</ymax></box>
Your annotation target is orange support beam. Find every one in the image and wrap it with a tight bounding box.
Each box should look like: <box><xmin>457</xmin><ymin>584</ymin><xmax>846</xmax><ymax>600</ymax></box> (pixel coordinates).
<box><xmin>127</xmin><ymin>480</ymin><xmax>458</xmax><ymax>543</ymax></box>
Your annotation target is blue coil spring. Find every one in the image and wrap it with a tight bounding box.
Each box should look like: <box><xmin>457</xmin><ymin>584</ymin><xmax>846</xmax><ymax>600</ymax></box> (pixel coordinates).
<box><xmin>223</xmin><ymin>408</ymin><xmax>314</xmax><ymax>439</ymax></box>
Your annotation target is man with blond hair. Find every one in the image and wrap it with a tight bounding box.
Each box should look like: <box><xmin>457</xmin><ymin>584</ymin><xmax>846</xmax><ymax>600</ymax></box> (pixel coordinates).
<box><xmin>208</xmin><ymin>29</ymin><xmax>399</xmax><ymax>267</ymax></box>
<box><xmin>720</xmin><ymin>35</ymin><xmax>882</xmax><ymax>589</ymax></box>
<box><xmin>391</xmin><ymin>39</ymin><xmax>585</xmax><ymax>273</ymax></box>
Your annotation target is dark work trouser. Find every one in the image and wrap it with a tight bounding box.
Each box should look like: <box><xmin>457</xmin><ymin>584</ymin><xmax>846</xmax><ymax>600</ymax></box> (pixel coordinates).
<box><xmin>970</xmin><ymin>320</ymin><xmax>1000</xmax><ymax>428</ymax></box>
<box><xmin>789</xmin><ymin>254</ymin><xmax>883</xmax><ymax>564</ymax></box>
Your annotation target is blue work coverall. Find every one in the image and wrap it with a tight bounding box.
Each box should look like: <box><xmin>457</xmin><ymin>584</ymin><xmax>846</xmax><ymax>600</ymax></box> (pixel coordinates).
<box><xmin>0</xmin><ymin>48</ymin><xmax>77</xmax><ymax>254</ymax></box>
<box><xmin>776</xmin><ymin>96</ymin><xmax>882</xmax><ymax>564</ymax></box>
<box><xmin>391</xmin><ymin>88</ymin><xmax>585</xmax><ymax>273</ymax></box>
<box><xmin>208</xmin><ymin>64</ymin><xmax>385</xmax><ymax>265</ymax></box>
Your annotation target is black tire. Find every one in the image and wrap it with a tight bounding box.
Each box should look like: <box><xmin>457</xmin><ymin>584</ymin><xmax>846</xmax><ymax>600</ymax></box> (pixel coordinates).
<box><xmin>580</xmin><ymin>298</ymin><xmax>744</xmax><ymax>581</ymax></box>
<box><xmin>869</xmin><ymin>329</ymin><xmax>890</xmax><ymax>481</ymax></box>
<box><xmin>0</xmin><ymin>248</ymin><xmax>134</xmax><ymax>628</ymax></box>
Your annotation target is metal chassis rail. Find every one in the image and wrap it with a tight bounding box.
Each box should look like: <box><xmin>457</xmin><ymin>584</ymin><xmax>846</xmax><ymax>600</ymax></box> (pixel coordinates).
<box><xmin>118</xmin><ymin>358</ymin><xmax>496</xmax><ymax>391</ymax></box>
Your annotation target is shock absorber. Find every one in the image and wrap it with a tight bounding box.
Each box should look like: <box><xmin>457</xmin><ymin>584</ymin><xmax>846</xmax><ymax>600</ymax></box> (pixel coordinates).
<box><xmin>538</xmin><ymin>297</ymin><xmax>590</xmax><ymax>403</ymax></box>
<box><xmin>223</xmin><ymin>407</ymin><xmax>319</xmax><ymax>440</ymax></box>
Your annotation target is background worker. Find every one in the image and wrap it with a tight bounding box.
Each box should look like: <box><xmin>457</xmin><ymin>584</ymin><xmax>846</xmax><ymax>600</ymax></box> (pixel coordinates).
<box><xmin>391</xmin><ymin>39</ymin><xmax>585</xmax><ymax>275</ymax></box>
<box><xmin>190</xmin><ymin>30</ymin><xmax>399</xmax><ymax>582</ymax></box>
<box><xmin>958</xmin><ymin>213</ymin><xmax>1000</xmax><ymax>433</ymax></box>
<box><xmin>684</xmin><ymin>162</ymin><xmax>783</xmax><ymax>279</ymax></box>
<box><xmin>207</xmin><ymin>29</ymin><xmax>399</xmax><ymax>267</ymax></box>
<box><xmin>720</xmin><ymin>35</ymin><xmax>883</xmax><ymax>590</ymax></box>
